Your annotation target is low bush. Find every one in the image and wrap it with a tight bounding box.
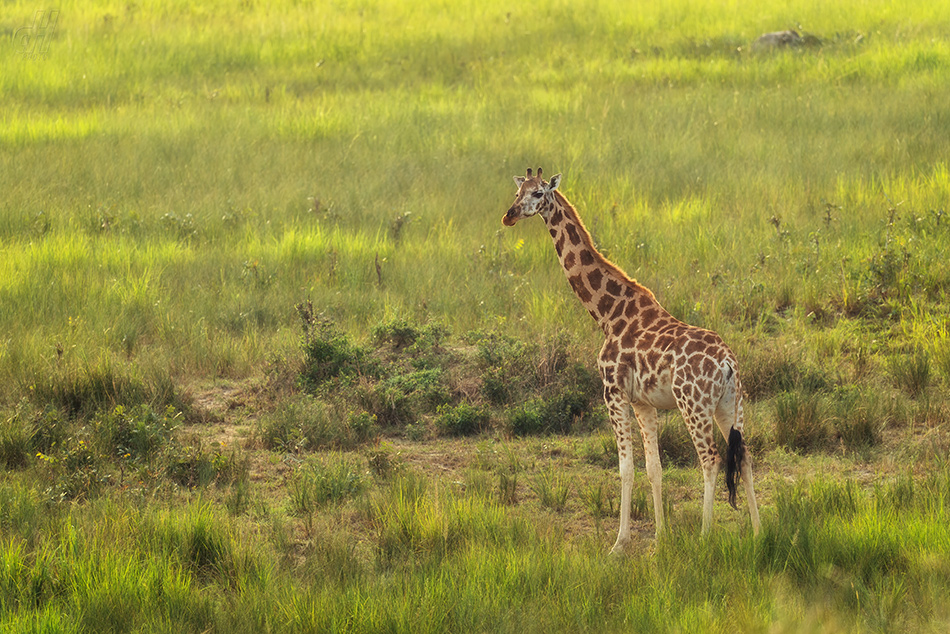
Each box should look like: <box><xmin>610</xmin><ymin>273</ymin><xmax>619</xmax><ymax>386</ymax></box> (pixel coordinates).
<box><xmin>95</xmin><ymin>404</ymin><xmax>179</xmax><ymax>463</ymax></box>
<box><xmin>256</xmin><ymin>396</ymin><xmax>377</xmax><ymax>452</ymax></box>
<box><xmin>363</xmin><ymin>368</ymin><xmax>451</xmax><ymax>427</ymax></box>
<box><xmin>297</xmin><ymin>304</ymin><xmax>376</xmax><ymax>388</ymax></box>
<box><xmin>435</xmin><ymin>402</ymin><xmax>490</xmax><ymax>437</ymax></box>
<box><xmin>0</xmin><ymin>412</ymin><xmax>31</xmax><ymax>470</ymax></box>
<box><xmin>507</xmin><ymin>390</ymin><xmax>591</xmax><ymax>436</ymax></box>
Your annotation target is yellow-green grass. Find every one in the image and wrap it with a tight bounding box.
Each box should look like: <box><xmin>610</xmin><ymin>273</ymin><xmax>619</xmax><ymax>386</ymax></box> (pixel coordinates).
<box><xmin>3</xmin><ymin>0</ymin><xmax>950</xmax><ymax>399</ymax></box>
<box><xmin>2</xmin><ymin>0</ymin><xmax>950</xmax><ymax>630</ymax></box>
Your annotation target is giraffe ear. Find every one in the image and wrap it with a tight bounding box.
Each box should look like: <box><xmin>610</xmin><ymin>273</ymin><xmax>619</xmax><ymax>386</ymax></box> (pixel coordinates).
<box><xmin>546</xmin><ymin>173</ymin><xmax>562</xmax><ymax>191</ymax></box>
<box><xmin>513</xmin><ymin>176</ymin><xmax>526</xmax><ymax>187</ymax></box>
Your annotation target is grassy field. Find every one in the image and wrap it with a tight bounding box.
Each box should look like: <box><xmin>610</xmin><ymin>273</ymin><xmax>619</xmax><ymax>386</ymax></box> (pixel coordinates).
<box><xmin>2</xmin><ymin>0</ymin><xmax>950</xmax><ymax>631</ymax></box>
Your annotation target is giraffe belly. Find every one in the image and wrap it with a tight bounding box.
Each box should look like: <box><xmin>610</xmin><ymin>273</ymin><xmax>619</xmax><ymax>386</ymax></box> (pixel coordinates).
<box><xmin>626</xmin><ymin>370</ymin><xmax>677</xmax><ymax>410</ymax></box>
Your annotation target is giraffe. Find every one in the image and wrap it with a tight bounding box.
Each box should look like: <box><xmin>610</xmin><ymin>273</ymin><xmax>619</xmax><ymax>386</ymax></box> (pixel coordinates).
<box><xmin>502</xmin><ymin>167</ymin><xmax>760</xmax><ymax>553</ymax></box>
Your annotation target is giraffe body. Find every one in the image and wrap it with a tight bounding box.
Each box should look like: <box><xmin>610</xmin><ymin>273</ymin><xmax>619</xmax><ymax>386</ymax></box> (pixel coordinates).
<box><xmin>503</xmin><ymin>168</ymin><xmax>760</xmax><ymax>553</ymax></box>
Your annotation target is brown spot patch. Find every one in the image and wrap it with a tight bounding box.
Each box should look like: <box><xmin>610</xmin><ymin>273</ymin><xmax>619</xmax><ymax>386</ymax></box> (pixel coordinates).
<box><xmin>597</xmin><ymin>295</ymin><xmax>615</xmax><ymax>316</ymax></box>
<box><xmin>611</xmin><ymin>320</ymin><xmax>626</xmax><ymax>337</ymax></box>
<box><xmin>588</xmin><ymin>269</ymin><xmax>603</xmax><ymax>291</ymax></box>
<box><xmin>609</xmin><ymin>300</ymin><xmax>626</xmax><ymax>321</ymax></box>
<box><xmin>601</xmin><ymin>339</ymin><xmax>619</xmax><ymax>361</ymax></box>
<box><xmin>566</xmin><ymin>223</ymin><xmax>581</xmax><ymax>246</ymax></box>
<box><xmin>569</xmin><ymin>275</ymin><xmax>593</xmax><ymax>303</ymax></box>
<box><xmin>563</xmin><ymin>251</ymin><xmax>576</xmax><ymax>269</ymax></box>
<box><xmin>550</xmin><ymin>208</ymin><xmax>564</xmax><ymax>226</ymax></box>
<box><xmin>640</xmin><ymin>307</ymin><xmax>658</xmax><ymax>328</ymax></box>
<box><xmin>605</xmin><ymin>279</ymin><xmax>623</xmax><ymax>295</ymax></box>
<box><xmin>684</xmin><ymin>339</ymin><xmax>704</xmax><ymax>355</ymax></box>
<box><xmin>620</xmin><ymin>327</ymin><xmax>637</xmax><ymax>349</ymax></box>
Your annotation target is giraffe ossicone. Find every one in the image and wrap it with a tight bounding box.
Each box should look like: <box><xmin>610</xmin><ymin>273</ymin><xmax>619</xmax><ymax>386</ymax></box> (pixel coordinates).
<box><xmin>503</xmin><ymin>167</ymin><xmax>761</xmax><ymax>553</ymax></box>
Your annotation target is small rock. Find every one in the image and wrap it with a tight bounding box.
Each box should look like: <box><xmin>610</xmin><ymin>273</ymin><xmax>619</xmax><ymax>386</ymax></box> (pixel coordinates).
<box><xmin>752</xmin><ymin>30</ymin><xmax>803</xmax><ymax>50</ymax></box>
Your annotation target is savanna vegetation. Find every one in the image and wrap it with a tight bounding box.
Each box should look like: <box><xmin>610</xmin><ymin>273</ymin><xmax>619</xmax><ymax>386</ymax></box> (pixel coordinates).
<box><xmin>2</xmin><ymin>0</ymin><xmax>950</xmax><ymax>631</ymax></box>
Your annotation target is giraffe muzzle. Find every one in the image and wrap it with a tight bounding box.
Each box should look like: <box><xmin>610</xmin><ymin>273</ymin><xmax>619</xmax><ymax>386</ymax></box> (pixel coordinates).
<box><xmin>502</xmin><ymin>208</ymin><xmax>518</xmax><ymax>226</ymax></box>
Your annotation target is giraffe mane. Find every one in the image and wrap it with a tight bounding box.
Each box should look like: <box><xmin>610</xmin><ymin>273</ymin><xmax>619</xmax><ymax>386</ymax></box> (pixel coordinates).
<box><xmin>553</xmin><ymin>190</ymin><xmax>656</xmax><ymax>301</ymax></box>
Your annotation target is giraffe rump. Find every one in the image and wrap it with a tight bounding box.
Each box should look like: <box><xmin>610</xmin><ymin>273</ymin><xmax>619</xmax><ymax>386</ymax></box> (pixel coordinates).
<box><xmin>725</xmin><ymin>427</ymin><xmax>744</xmax><ymax>510</ymax></box>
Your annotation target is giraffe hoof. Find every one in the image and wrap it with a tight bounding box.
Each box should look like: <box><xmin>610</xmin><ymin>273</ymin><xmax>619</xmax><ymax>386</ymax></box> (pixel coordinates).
<box><xmin>609</xmin><ymin>536</ymin><xmax>631</xmax><ymax>556</ymax></box>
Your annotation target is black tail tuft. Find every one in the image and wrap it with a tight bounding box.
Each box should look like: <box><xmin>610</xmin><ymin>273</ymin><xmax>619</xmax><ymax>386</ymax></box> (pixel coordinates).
<box><xmin>725</xmin><ymin>427</ymin><xmax>744</xmax><ymax>510</ymax></box>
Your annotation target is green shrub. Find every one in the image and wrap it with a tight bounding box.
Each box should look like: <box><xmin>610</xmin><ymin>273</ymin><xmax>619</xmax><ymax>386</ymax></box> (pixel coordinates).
<box><xmin>38</xmin><ymin>436</ymin><xmax>107</xmax><ymax>502</ymax></box>
<box><xmin>497</xmin><ymin>471</ymin><xmax>519</xmax><ymax>505</ymax></box>
<box><xmin>95</xmin><ymin>404</ymin><xmax>179</xmax><ymax>462</ymax></box>
<box><xmin>581</xmin><ymin>478</ymin><xmax>617</xmax><ymax>518</ymax></box>
<box><xmin>741</xmin><ymin>348</ymin><xmax>830</xmax><ymax>400</ymax></box>
<box><xmin>507</xmin><ymin>390</ymin><xmax>591</xmax><ymax>436</ymax></box>
<box><xmin>365</xmin><ymin>442</ymin><xmax>401</xmax><ymax>479</ymax></box>
<box><xmin>257</xmin><ymin>396</ymin><xmax>376</xmax><ymax>452</ymax></box>
<box><xmin>435</xmin><ymin>402</ymin><xmax>489</xmax><ymax>437</ymax></box>
<box><xmin>26</xmin><ymin>407</ymin><xmax>68</xmax><ymax>454</ymax></box>
<box><xmin>165</xmin><ymin>446</ymin><xmax>219</xmax><ymax>488</ymax></box>
<box><xmin>365</xmin><ymin>369</ymin><xmax>451</xmax><ymax>426</ymax></box>
<box><xmin>467</xmin><ymin>330</ymin><xmax>532</xmax><ymax>405</ymax></box>
<box><xmin>26</xmin><ymin>362</ymin><xmax>179</xmax><ymax>419</ymax></box>
<box><xmin>372</xmin><ymin>318</ymin><xmax>422</xmax><ymax>350</ymax></box>
<box><xmin>297</xmin><ymin>307</ymin><xmax>374</xmax><ymax>388</ymax></box>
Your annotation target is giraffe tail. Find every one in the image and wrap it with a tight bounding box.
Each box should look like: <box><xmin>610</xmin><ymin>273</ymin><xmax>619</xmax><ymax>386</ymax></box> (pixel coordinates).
<box><xmin>725</xmin><ymin>427</ymin><xmax>744</xmax><ymax>510</ymax></box>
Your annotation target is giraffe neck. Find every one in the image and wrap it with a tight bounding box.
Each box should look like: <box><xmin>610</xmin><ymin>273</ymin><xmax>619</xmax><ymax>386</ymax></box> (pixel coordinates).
<box><xmin>543</xmin><ymin>192</ymin><xmax>659</xmax><ymax>335</ymax></box>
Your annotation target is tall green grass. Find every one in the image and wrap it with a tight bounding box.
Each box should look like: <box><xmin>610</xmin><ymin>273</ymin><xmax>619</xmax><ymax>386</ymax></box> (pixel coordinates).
<box><xmin>3</xmin><ymin>0</ymin><xmax>950</xmax><ymax>402</ymax></box>
<box><xmin>2</xmin><ymin>468</ymin><xmax>949</xmax><ymax>632</ymax></box>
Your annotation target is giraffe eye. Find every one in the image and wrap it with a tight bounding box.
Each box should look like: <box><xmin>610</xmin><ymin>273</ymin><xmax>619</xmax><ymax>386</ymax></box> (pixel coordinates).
<box><xmin>531</xmin><ymin>191</ymin><xmax>543</xmax><ymax>198</ymax></box>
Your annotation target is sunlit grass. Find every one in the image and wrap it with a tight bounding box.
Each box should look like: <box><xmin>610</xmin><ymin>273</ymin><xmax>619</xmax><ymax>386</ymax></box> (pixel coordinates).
<box><xmin>2</xmin><ymin>0</ymin><xmax>950</xmax><ymax>629</ymax></box>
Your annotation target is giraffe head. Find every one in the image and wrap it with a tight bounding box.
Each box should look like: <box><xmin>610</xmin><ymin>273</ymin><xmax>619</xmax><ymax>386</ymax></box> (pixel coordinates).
<box><xmin>502</xmin><ymin>167</ymin><xmax>562</xmax><ymax>226</ymax></box>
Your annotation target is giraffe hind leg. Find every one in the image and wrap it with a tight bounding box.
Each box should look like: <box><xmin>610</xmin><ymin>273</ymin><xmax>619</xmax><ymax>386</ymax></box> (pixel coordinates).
<box><xmin>678</xmin><ymin>407</ymin><xmax>722</xmax><ymax>535</ymax></box>
<box><xmin>714</xmin><ymin>374</ymin><xmax>761</xmax><ymax>533</ymax></box>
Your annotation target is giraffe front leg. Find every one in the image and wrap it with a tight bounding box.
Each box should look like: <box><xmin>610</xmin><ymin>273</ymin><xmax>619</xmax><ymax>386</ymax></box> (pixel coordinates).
<box><xmin>604</xmin><ymin>385</ymin><xmax>636</xmax><ymax>555</ymax></box>
<box><xmin>632</xmin><ymin>402</ymin><xmax>664</xmax><ymax>537</ymax></box>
